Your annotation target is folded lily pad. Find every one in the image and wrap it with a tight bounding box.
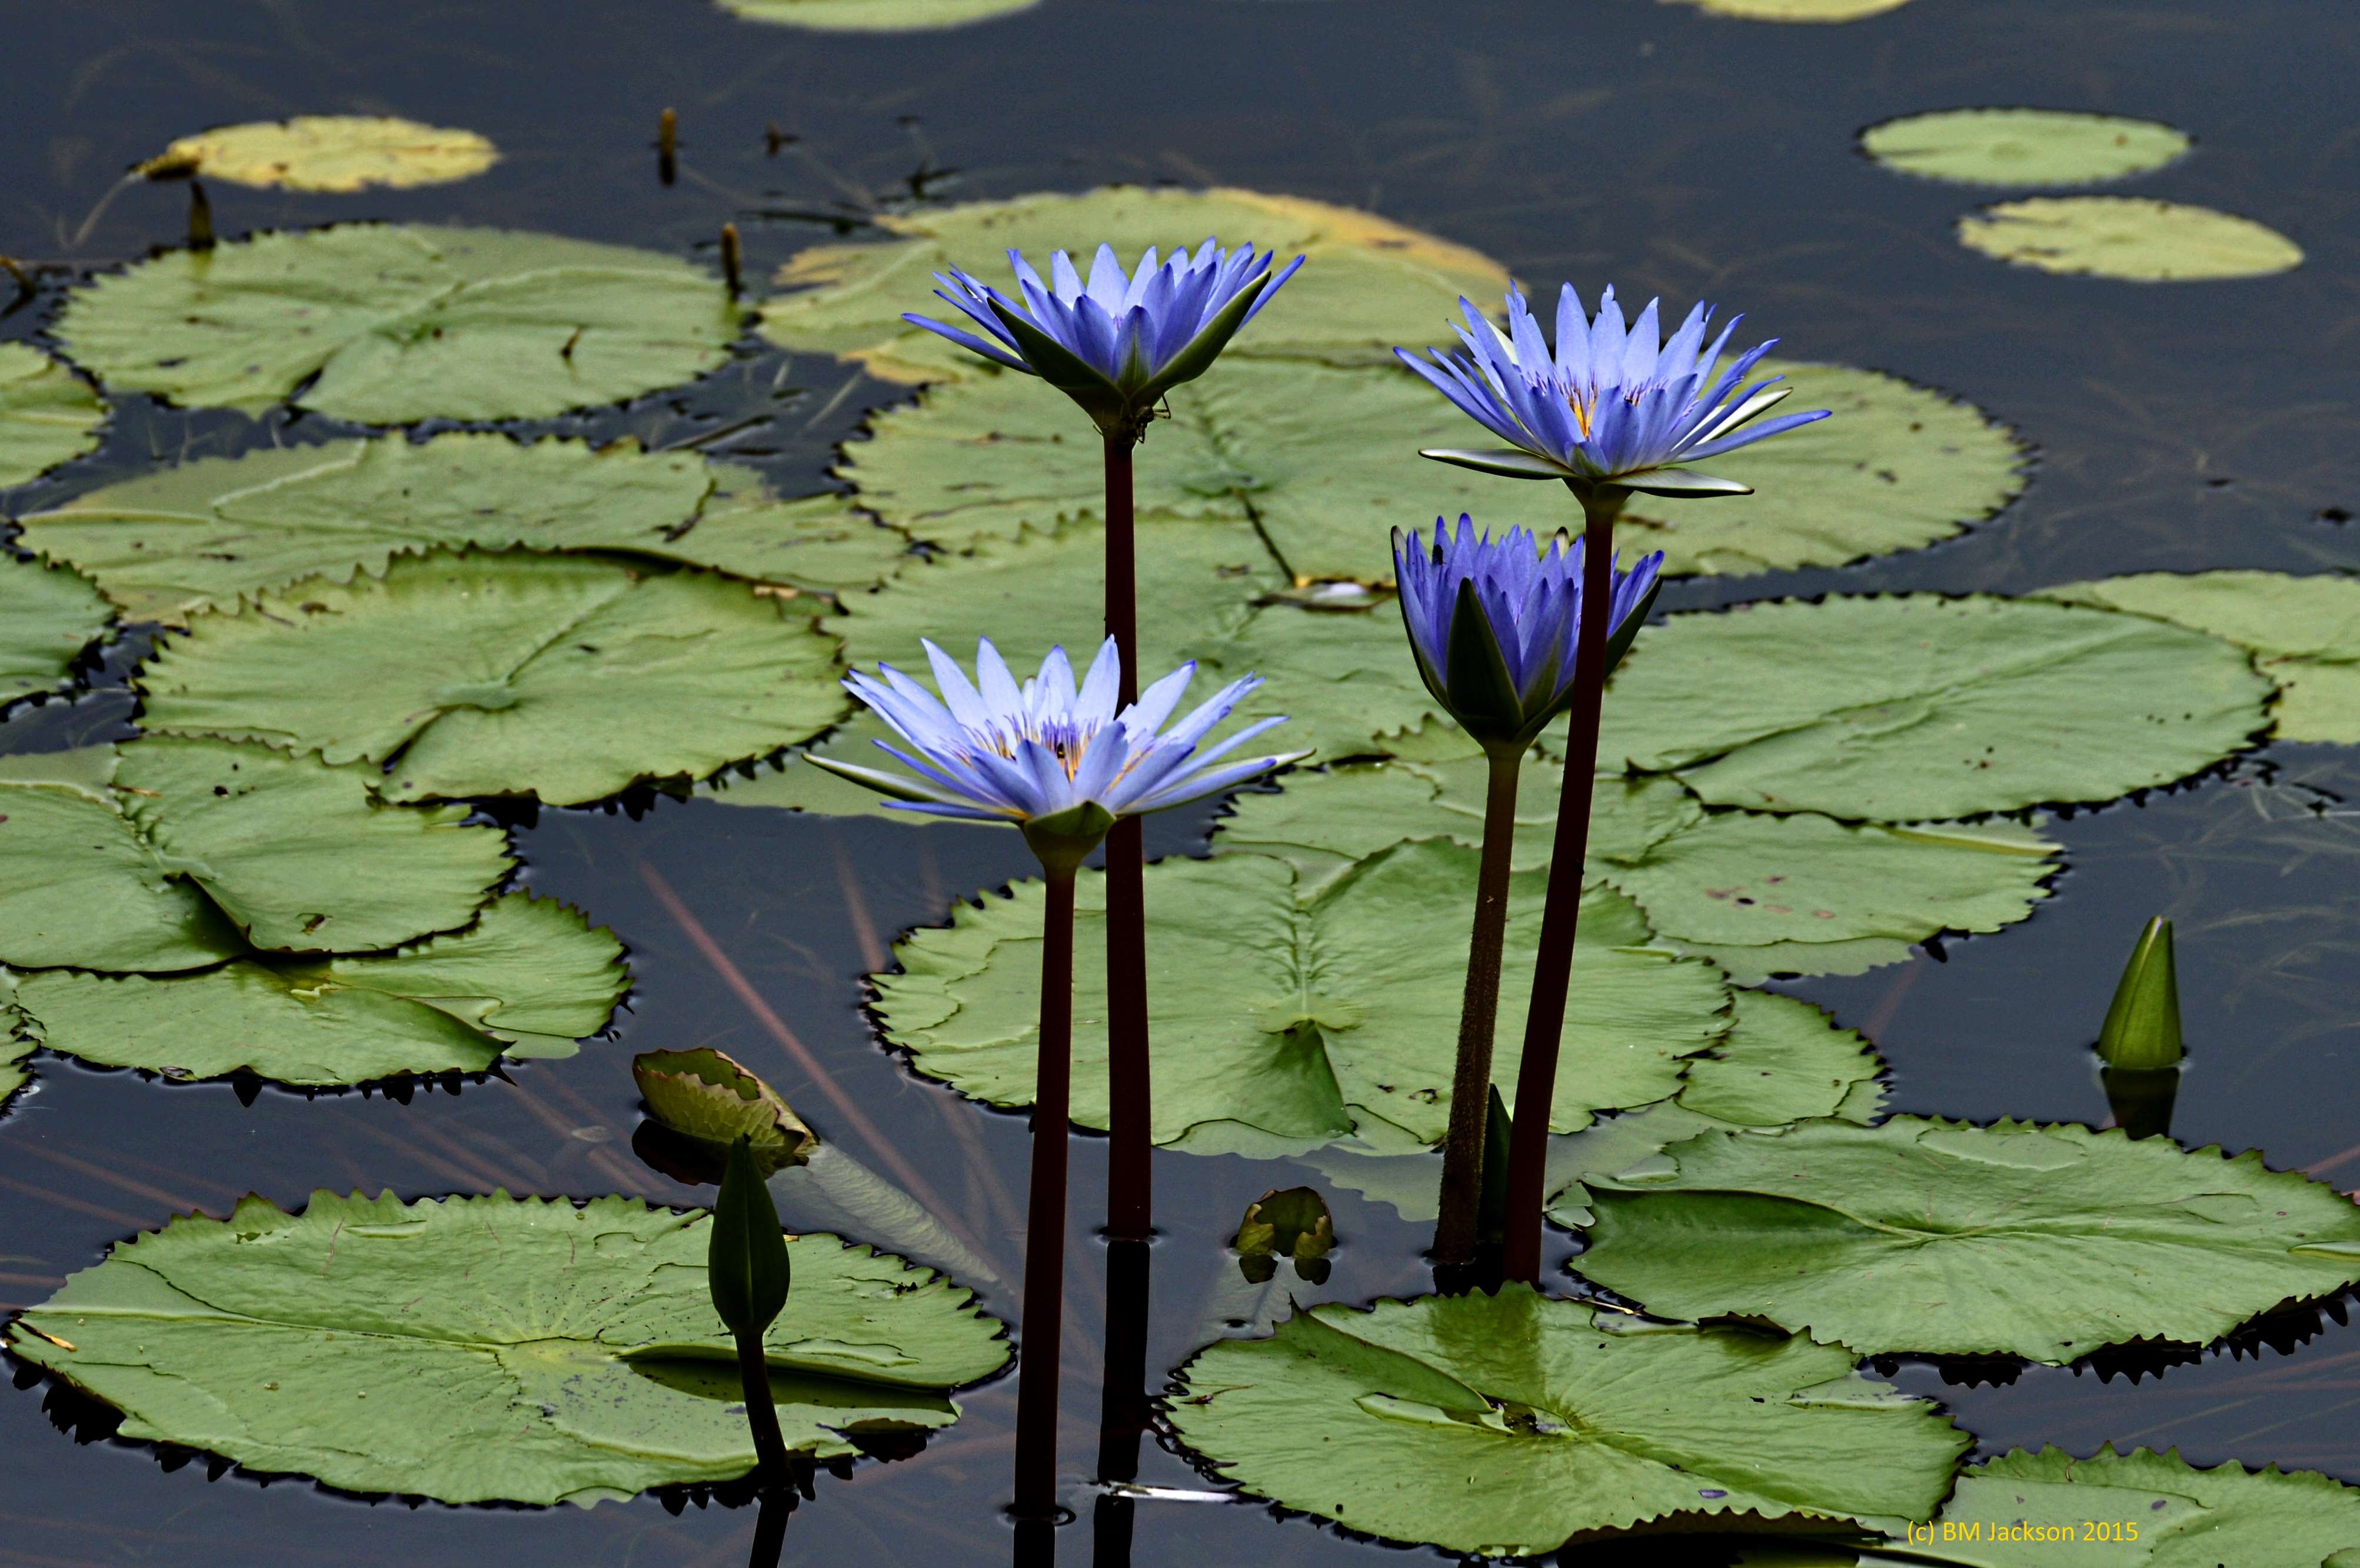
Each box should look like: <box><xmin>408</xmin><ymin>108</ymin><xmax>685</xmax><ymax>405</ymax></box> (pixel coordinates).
<box><xmin>845</xmin><ymin>357</ymin><xmax>2022</xmax><ymax>580</ymax></box>
<box><xmin>0</xmin><ymin>554</ymin><xmax>110</xmax><ymax>705</ymax></box>
<box><xmin>1167</xmin><ymin>1288</ymin><xmax>1967</xmax><ymax>1556</ymax></box>
<box><xmin>1577</xmin><ymin>1117</ymin><xmax>2360</xmax><ymax>1362</ymax></box>
<box><xmin>137</xmin><ymin>550</ymin><xmax>847</xmax><ymax>805</ymax></box>
<box><xmin>55</xmin><ymin>224</ymin><xmax>743</xmax><ymax>423</ymax></box>
<box><xmin>6</xmin><ymin>1190</ymin><xmax>1008</xmax><ymax>1504</ymax></box>
<box><xmin>0</xmin><ymin>344</ymin><xmax>107</xmax><ymax>488</ymax></box>
<box><xmin>759</xmin><ymin>186</ymin><xmax>1509</xmax><ymax>383</ymax></box>
<box><xmin>11</xmin><ymin>891</ymin><xmax>625</xmax><ymax>1084</ymax></box>
<box><xmin>1956</xmin><ymin>198</ymin><xmax>2303</xmax><ymax>281</ymax></box>
<box><xmin>140</xmin><ymin>116</ymin><xmax>498</xmax><ymax>192</ymax></box>
<box><xmin>715</xmin><ymin>0</ymin><xmax>1040</xmax><ymax>27</ymax></box>
<box><xmin>2034</xmin><ymin>571</ymin><xmax>2360</xmax><ymax>744</ymax></box>
<box><xmin>1602</xmin><ymin>594</ymin><xmax>2271</xmax><ymax>820</ymax></box>
<box><xmin>16</xmin><ymin>434</ymin><xmax>904</xmax><ymax>623</ymax></box>
<box><xmin>1862</xmin><ymin>109</ymin><xmax>2191</xmax><ymax>188</ymax></box>
<box><xmin>873</xmin><ymin>841</ymin><xmax>1729</xmax><ymax>1149</ymax></box>
<box><xmin>634</xmin><ymin>1046</ymin><xmax>818</xmax><ymax>1168</ymax></box>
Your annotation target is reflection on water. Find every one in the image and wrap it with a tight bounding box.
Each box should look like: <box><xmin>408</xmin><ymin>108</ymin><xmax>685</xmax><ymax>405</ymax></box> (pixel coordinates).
<box><xmin>4</xmin><ymin>0</ymin><xmax>2360</xmax><ymax>1561</ymax></box>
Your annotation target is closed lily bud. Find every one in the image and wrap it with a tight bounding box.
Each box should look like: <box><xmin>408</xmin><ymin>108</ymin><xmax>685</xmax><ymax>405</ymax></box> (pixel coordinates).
<box><xmin>2096</xmin><ymin>916</ymin><xmax>2182</xmax><ymax>1072</ymax></box>
<box><xmin>710</xmin><ymin>1133</ymin><xmax>791</xmax><ymax>1337</ymax></box>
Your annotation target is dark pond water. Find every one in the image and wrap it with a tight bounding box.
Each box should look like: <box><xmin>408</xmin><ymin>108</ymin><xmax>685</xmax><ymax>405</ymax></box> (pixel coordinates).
<box><xmin>4</xmin><ymin>0</ymin><xmax>2360</xmax><ymax>1562</ymax></box>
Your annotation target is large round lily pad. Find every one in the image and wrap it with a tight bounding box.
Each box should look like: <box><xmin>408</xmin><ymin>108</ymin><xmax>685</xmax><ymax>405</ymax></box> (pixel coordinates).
<box><xmin>1601</xmin><ymin>594</ymin><xmax>2272</xmax><ymax>820</ymax></box>
<box><xmin>1167</xmin><ymin>1288</ymin><xmax>1967</xmax><ymax>1556</ymax></box>
<box><xmin>0</xmin><ymin>554</ymin><xmax>109</xmax><ymax>705</ymax></box>
<box><xmin>137</xmin><ymin>550</ymin><xmax>847</xmax><ymax>805</ymax></box>
<box><xmin>1862</xmin><ymin>109</ymin><xmax>2191</xmax><ymax>187</ymax></box>
<box><xmin>1211</xmin><ymin>754</ymin><xmax>2058</xmax><ymax>980</ymax></box>
<box><xmin>1577</xmin><ymin>1117</ymin><xmax>2360</xmax><ymax>1362</ymax></box>
<box><xmin>716</xmin><ymin>0</ymin><xmax>1038</xmax><ymax>26</ymax></box>
<box><xmin>0</xmin><ymin>344</ymin><xmax>106</xmax><ymax>488</ymax></box>
<box><xmin>873</xmin><ymin>841</ymin><xmax>1730</xmax><ymax>1149</ymax></box>
<box><xmin>16</xmin><ymin>434</ymin><xmax>906</xmax><ymax>623</ymax></box>
<box><xmin>1956</xmin><ymin>198</ymin><xmax>2303</xmax><ymax>281</ymax></box>
<box><xmin>844</xmin><ymin>357</ymin><xmax>2023</xmax><ymax>580</ymax></box>
<box><xmin>2035</xmin><ymin>571</ymin><xmax>2360</xmax><ymax>745</ymax></box>
<box><xmin>758</xmin><ymin>186</ymin><xmax>1509</xmax><ymax>384</ymax></box>
<box><xmin>5</xmin><ymin>1190</ymin><xmax>1008</xmax><ymax>1504</ymax></box>
<box><xmin>55</xmin><ymin>224</ymin><xmax>743</xmax><ymax>424</ymax></box>
<box><xmin>11</xmin><ymin>891</ymin><xmax>623</xmax><ymax>1084</ymax></box>
<box><xmin>141</xmin><ymin>116</ymin><xmax>498</xmax><ymax>192</ymax></box>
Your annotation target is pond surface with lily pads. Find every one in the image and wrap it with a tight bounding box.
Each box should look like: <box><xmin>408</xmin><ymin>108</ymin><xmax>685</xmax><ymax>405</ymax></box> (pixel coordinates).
<box><xmin>3</xmin><ymin>0</ymin><xmax>2360</xmax><ymax>1564</ymax></box>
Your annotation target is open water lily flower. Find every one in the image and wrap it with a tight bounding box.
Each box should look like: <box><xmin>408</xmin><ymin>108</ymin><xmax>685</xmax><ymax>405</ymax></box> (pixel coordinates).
<box><xmin>1397</xmin><ymin>285</ymin><xmax>1828</xmax><ymax>497</ymax></box>
<box><xmin>906</xmin><ymin>240</ymin><xmax>1305</xmax><ymax>438</ymax></box>
<box><xmin>1394</xmin><ymin>515</ymin><xmax>1664</xmax><ymax>751</ymax></box>
<box><xmin>813</xmin><ymin>637</ymin><xmax>1309</xmax><ymax>866</ymax></box>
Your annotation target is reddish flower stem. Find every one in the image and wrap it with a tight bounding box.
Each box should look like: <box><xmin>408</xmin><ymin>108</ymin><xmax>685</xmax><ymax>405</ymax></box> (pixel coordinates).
<box><xmin>1102</xmin><ymin>434</ymin><xmax>1153</xmax><ymax>1242</ymax></box>
<box><xmin>1431</xmin><ymin>743</ymin><xmax>1523</xmax><ymax>1269</ymax></box>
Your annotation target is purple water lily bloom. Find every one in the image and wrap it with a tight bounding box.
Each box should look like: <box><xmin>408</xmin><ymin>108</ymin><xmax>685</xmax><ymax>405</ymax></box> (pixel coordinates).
<box><xmin>1394</xmin><ymin>515</ymin><xmax>1665</xmax><ymax>751</ymax></box>
<box><xmin>906</xmin><ymin>240</ymin><xmax>1305</xmax><ymax>438</ymax></box>
<box><xmin>1397</xmin><ymin>285</ymin><xmax>1828</xmax><ymax>497</ymax></box>
<box><xmin>811</xmin><ymin>637</ymin><xmax>1309</xmax><ymax>865</ymax></box>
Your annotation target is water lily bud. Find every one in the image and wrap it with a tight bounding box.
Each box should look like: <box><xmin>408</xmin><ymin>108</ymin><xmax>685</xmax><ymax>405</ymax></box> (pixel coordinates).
<box><xmin>710</xmin><ymin>1133</ymin><xmax>791</xmax><ymax>1337</ymax></box>
<box><xmin>2096</xmin><ymin>916</ymin><xmax>2182</xmax><ymax>1072</ymax></box>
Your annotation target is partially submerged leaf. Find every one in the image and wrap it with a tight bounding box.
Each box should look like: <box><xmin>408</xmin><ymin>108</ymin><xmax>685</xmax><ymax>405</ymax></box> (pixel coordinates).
<box><xmin>2034</xmin><ymin>571</ymin><xmax>2360</xmax><ymax>744</ymax></box>
<box><xmin>0</xmin><ymin>1003</ymin><xmax>31</xmax><ymax>1111</ymax></box>
<box><xmin>55</xmin><ymin>225</ymin><xmax>743</xmax><ymax>423</ymax></box>
<box><xmin>759</xmin><ymin>186</ymin><xmax>1509</xmax><ymax>383</ymax></box>
<box><xmin>1577</xmin><ymin>1116</ymin><xmax>2360</xmax><ymax>1361</ymax></box>
<box><xmin>11</xmin><ymin>891</ymin><xmax>625</xmax><ymax>1084</ymax></box>
<box><xmin>635</xmin><ymin>1047</ymin><xmax>819</xmax><ymax>1170</ymax></box>
<box><xmin>141</xmin><ymin>116</ymin><xmax>498</xmax><ymax>192</ymax></box>
<box><xmin>1234</xmin><ymin>1187</ymin><xmax>1335</xmax><ymax>1284</ymax></box>
<box><xmin>17</xmin><ymin>435</ymin><xmax>907</xmax><ymax>624</ymax></box>
<box><xmin>1956</xmin><ymin>198</ymin><xmax>2302</xmax><ymax>282</ymax></box>
<box><xmin>714</xmin><ymin>0</ymin><xmax>1041</xmax><ymax>28</ymax></box>
<box><xmin>872</xmin><ymin>842</ymin><xmax>1730</xmax><ymax>1150</ymax></box>
<box><xmin>1665</xmin><ymin>0</ymin><xmax>1913</xmax><ymax>19</ymax></box>
<box><xmin>1860</xmin><ymin>109</ymin><xmax>2191</xmax><ymax>187</ymax></box>
<box><xmin>1602</xmin><ymin>594</ymin><xmax>2271</xmax><ymax>820</ymax></box>
<box><xmin>137</xmin><ymin>550</ymin><xmax>847</xmax><ymax>805</ymax></box>
<box><xmin>0</xmin><ymin>554</ymin><xmax>110</xmax><ymax>706</ymax></box>
<box><xmin>0</xmin><ymin>343</ymin><xmax>107</xmax><ymax>489</ymax></box>
<box><xmin>5</xmin><ymin>1190</ymin><xmax>1008</xmax><ymax>1504</ymax></box>
<box><xmin>1167</xmin><ymin>1287</ymin><xmax>1967</xmax><ymax>1556</ymax></box>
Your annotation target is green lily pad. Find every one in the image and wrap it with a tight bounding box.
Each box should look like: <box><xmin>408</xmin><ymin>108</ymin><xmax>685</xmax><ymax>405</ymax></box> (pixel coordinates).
<box><xmin>11</xmin><ymin>891</ymin><xmax>625</xmax><ymax>1084</ymax></box>
<box><xmin>1669</xmin><ymin>0</ymin><xmax>1913</xmax><ymax>19</ymax></box>
<box><xmin>1602</xmin><ymin>594</ymin><xmax>2271</xmax><ymax>820</ymax></box>
<box><xmin>634</xmin><ymin>1046</ymin><xmax>818</xmax><ymax>1168</ymax></box>
<box><xmin>1167</xmin><ymin>1287</ymin><xmax>1968</xmax><ymax>1556</ymax></box>
<box><xmin>55</xmin><ymin>224</ymin><xmax>743</xmax><ymax>424</ymax></box>
<box><xmin>846</xmin><ymin>357</ymin><xmax>2023</xmax><ymax>581</ymax></box>
<box><xmin>715</xmin><ymin>0</ymin><xmax>1039</xmax><ymax>28</ymax></box>
<box><xmin>2034</xmin><ymin>571</ymin><xmax>2360</xmax><ymax>745</ymax></box>
<box><xmin>5</xmin><ymin>1190</ymin><xmax>1007</xmax><ymax>1504</ymax></box>
<box><xmin>0</xmin><ymin>344</ymin><xmax>107</xmax><ymax>488</ymax></box>
<box><xmin>1212</xmin><ymin>754</ymin><xmax>2056</xmax><ymax>980</ymax></box>
<box><xmin>0</xmin><ymin>554</ymin><xmax>110</xmax><ymax>705</ymax></box>
<box><xmin>1</xmin><ymin>1003</ymin><xmax>31</xmax><ymax>1111</ymax></box>
<box><xmin>1577</xmin><ymin>1116</ymin><xmax>2360</xmax><ymax>1362</ymax></box>
<box><xmin>873</xmin><ymin>840</ymin><xmax>1729</xmax><ymax>1149</ymax></box>
<box><xmin>1862</xmin><ymin>109</ymin><xmax>2192</xmax><ymax>188</ymax></box>
<box><xmin>142</xmin><ymin>116</ymin><xmax>498</xmax><ymax>192</ymax></box>
<box><xmin>1323</xmin><ymin>991</ymin><xmax>1884</xmax><ymax>1226</ymax></box>
<box><xmin>758</xmin><ymin>186</ymin><xmax>1510</xmax><ymax>384</ymax></box>
<box><xmin>15</xmin><ymin>434</ymin><xmax>904</xmax><ymax>624</ymax></box>
<box><xmin>136</xmin><ymin>550</ymin><xmax>847</xmax><ymax>805</ymax></box>
<box><xmin>1956</xmin><ymin>198</ymin><xmax>2303</xmax><ymax>281</ymax></box>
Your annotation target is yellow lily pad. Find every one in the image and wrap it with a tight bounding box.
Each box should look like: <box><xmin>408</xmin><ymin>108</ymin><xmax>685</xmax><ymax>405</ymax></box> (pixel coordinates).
<box><xmin>139</xmin><ymin>116</ymin><xmax>498</xmax><ymax>193</ymax></box>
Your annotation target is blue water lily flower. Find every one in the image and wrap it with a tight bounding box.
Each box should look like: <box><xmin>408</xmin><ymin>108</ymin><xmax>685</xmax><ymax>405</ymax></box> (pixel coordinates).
<box><xmin>906</xmin><ymin>240</ymin><xmax>1306</xmax><ymax>438</ymax></box>
<box><xmin>1394</xmin><ymin>515</ymin><xmax>1665</xmax><ymax>751</ymax></box>
<box><xmin>812</xmin><ymin>637</ymin><xmax>1309</xmax><ymax>866</ymax></box>
<box><xmin>1397</xmin><ymin>285</ymin><xmax>1829</xmax><ymax>498</ymax></box>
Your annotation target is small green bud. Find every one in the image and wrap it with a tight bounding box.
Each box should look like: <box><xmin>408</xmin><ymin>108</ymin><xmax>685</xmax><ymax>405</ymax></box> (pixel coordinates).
<box><xmin>709</xmin><ymin>1134</ymin><xmax>791</xmax><ymax>1337</ymax></box>
<box><xmin>2096</xmin><ymin>916</ymin><xmax>2182</xmax><ymax>1072</ymax></box>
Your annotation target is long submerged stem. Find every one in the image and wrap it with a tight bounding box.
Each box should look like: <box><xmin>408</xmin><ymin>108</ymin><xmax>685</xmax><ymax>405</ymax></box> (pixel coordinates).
<box><xmin>1102</xmin><ymin>433</ymin><xmax>1153</xmax><ymax>1242</ymax></box>
<box><xmin>1500</xmin><ymin>484</ymin><xmax>1626</xmax><ymax>1285</ymax></box>
<box><xmin>1013</xmin><ymin>866</ymin><xmax>1079</xmax><ymax>1520</ymax></box>
<box><xmin>1432</xmin><ymin>743</ymin><xmax>1524</xmax><ymax>1269</ymax></box>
